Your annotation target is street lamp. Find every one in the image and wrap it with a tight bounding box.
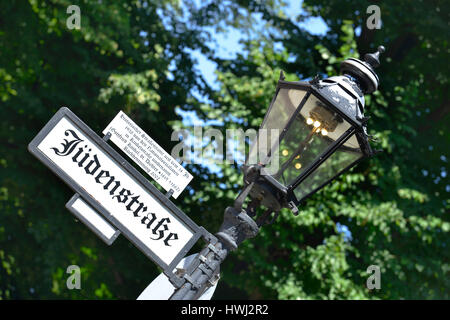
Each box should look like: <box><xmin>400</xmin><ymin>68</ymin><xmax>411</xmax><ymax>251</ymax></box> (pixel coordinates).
<box><xmin>243</xmin><ymin>46</ymin><xmax>385</xmax><ymax>216</ymax></box>
<box><xmin>169</xmin><ymin>46</ymin><xmax>385</xmax><ymax>300</ymax></box>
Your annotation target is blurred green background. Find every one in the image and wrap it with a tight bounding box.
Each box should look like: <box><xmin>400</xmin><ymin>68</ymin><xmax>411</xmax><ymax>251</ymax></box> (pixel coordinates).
<box><xmin>0</xmin><ymin>0</ymin><xmax>448</xmax><ymax>299</ymax></box>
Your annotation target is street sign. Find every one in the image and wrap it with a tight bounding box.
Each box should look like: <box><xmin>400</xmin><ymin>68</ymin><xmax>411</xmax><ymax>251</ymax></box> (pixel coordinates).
<box><xmin>103</xmin><ymin>111</ymin><xmax>193</xmax><ymax>198</ymax></box>
<box><xmin>28</xmin><ymin>107</ymin><xmax>209</xmax><ymax>285</ymax></box>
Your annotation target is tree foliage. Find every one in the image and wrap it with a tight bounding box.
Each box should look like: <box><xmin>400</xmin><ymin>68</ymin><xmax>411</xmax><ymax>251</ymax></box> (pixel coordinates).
<box><xmin>0</xmin><ymin>0</ymin><xmax>448</xmax><ymax>299</ymax></box>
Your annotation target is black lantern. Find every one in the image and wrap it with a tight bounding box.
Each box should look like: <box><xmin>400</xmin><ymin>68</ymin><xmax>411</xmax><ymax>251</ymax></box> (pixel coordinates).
<box><xmin>243</xmin><ymin>46</ymin><xmax>385</xmax><ymax>215</ymax></box>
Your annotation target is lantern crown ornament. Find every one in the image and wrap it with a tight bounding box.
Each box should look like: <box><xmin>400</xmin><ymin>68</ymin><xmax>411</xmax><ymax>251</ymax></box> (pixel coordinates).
<box><xmin>243</xmin><ymin>46</ymin><xmax>385</xmax><ymax>215</ymax></box>
<box><xmin>341</xmin><ymin>45</ymin><xmax>385</xmax><ymax>94</ymax></box>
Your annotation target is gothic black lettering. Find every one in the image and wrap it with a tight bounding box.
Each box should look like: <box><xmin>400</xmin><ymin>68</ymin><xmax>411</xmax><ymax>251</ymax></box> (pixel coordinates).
<box><xmin>126</xmin><ymin>195</ymin><xmax>147</xmax><ymax>217</ymax></box>
<box><xmin>151</xmin><ymin>218</ymin><xmax>170</xmax><ymax>241</ymax></box>
<box><xmin>50</xmin><ymin>129</ymin><xmax>83</xmax><ymax>156</ymax></box>
<box><xmin>141</xmin><ymin>212</ymin><xmax>157</xmax><ymax>229</ymax></box>
<box><xmin>113</xmin><ymin>188</ymin><xmax>133</xmax><ymax>203</ymax></box>
<box><xmin>77</xmin><ymin>149</ymin><xmax>91</xmax><ymax>167</ymax></box>
<box><xmin>95</xmin><ymin>170</ymin><xmax>110</xmax><ymax>184</ymax></box>
<box><xmin>72</xmin><ymin>146</ymin><xmax>84</xmax><ymax>163</ymax></box>
<box><xmin>50</xmin><ymin>130</ymin><xmax>179</xmax><ymax>246</ymax></box>
<box><xmin>163</xmin><ymin>233</ymin><xmax>178</xmax><ymax>246</ymax></box>
<box><xmin>84</xmin><ymin>154</ymin><xmax>100</xmax><ymax>175</ymax></box>
<box><xmin>104</xmin><ymin>177</ymin><xmax>121</xmax><ymax>196</ymax></box>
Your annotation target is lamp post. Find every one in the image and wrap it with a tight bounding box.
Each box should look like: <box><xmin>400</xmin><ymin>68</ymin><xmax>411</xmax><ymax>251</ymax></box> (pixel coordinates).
<box><xmin>169</xmin><ymin>46</ymin><xmax>385</xmax><ymax>300</ymax></box>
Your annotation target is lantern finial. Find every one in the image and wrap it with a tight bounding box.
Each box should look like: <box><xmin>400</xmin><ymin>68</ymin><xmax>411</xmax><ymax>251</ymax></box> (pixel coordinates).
<box><xmin>364</xmin><ymin>45</ymin><xmax>385</xmax><ymax>68</ymax></box>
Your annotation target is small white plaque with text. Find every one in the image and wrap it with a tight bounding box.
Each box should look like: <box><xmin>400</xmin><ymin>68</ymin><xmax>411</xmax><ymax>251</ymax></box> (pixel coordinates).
<box><xmin>103</xmin><ymin>111</ymin><xmax>193</xmax><ymax>198</ymax></box>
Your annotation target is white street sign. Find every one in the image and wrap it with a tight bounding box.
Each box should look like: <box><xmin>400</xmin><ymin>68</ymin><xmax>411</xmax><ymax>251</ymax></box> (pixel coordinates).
<box><xmin>36</xmin><ymin>116</ymin><xmax>193</xmax><ymax>265</ymax></box>
<box><xmin>28</xmin><ymin>107</ymin><xmax>210</xmax><ymax>279</ymax></box>
<box><xmin>103</xmin><ymin>111</ymin><xmax>193</xmax><ymax>198</ymax></box>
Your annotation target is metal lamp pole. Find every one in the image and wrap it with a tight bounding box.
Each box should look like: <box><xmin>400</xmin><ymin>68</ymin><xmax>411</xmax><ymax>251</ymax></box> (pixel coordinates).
<box><xmin>169</xmin><ymin>166</ymin><xmax>263</xmax><ymax>300</ymax></box>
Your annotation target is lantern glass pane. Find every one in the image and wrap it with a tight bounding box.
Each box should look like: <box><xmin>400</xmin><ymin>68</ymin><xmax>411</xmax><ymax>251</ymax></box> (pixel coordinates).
<box><xmin>247</xmin><ymin>87</ymin><xmax>307</xmax><ymax>166</ymax></box>
<box><xmin>293</xmin><ymin>133</ymin><xmax>363</xmax><ymax>202</ymax></box>
<box><xmin>272</xmin><ymin>94</ymin><xmax>352</xmax><ymax>185</ymax></box>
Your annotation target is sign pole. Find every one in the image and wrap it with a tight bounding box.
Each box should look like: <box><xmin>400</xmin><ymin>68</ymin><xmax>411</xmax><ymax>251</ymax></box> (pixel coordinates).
<box><xmin>169</xmin><ymin>182</ymin><xmax>262</xmax><ymax>300</ymax></box>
